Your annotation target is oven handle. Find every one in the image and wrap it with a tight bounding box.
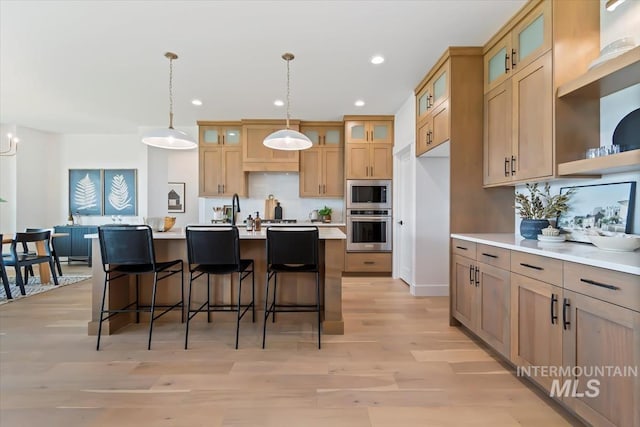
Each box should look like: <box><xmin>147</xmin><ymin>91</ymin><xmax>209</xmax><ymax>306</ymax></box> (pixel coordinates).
<box><xmin>347</xmin><ymin>216</ymin><xmax>392</xmax><ymax>222</ymax></box>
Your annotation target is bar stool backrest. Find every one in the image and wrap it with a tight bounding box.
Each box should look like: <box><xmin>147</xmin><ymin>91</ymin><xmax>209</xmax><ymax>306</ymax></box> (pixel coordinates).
<box><xmin>98</xmin><ymin>225</ymin><xmax>155</xmax><ymax>269</ymax></box>
<box><xmin>185</xmin><ymin>226</ymin><xmax>240</xmax><ymax>267</ymax></box>
<box><xmin>266</xmin><ymin>227</ymin><xmax>319</xmax><ymax>266</ymax></box>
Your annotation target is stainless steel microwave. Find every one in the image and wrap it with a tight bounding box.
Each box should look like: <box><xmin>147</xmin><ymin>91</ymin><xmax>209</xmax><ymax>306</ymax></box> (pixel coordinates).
<box><xmin>346</xmin><ymin>180</ymin><xmax>392</xmax><ymax>209</ymax></box>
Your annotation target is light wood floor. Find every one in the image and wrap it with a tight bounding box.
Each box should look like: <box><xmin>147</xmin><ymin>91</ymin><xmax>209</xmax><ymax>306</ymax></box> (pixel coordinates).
<box><xmin>0</xmin><ymin>267</ymin><xmax>583</xmax><ymax>427</ymax></box>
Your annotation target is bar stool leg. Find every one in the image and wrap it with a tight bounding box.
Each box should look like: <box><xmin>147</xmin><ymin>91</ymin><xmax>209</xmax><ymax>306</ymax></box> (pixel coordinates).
<box><xmin>96</xmin><ymin>276</ymin><xmax>109</xmax><ymax>351</ymax></box>
<box><xmin>207</xmin><ymin>274</ymin><xmax>212</xmax><ymax>323</ymax></box>
<box><xmin>251</xmin><ymin>265</ymin><xmax>256</xmax><ymax>323</ymax></box>
<box><xmin>148</xmin><ymin>272</ymin><xmax>159</xmax><ymax>350</ymax></box>
<box><xmin>316</xmin><ymin>272</ymin><xmax>321</xmax><ymax>349</ymax></box>
<box><xmin>262</xmin><ymin>271</ymin><xmax>271</xmax><ymax>349</ymax></box>
<box><xmin>235</xmin><ymin>273</ymin><xmax>242</xmax><ymax>349</ymax></box>
<box><xmin>185</xmin><ymin>272</ymin><xmax>195</xmax><ymax>350</ymax></box>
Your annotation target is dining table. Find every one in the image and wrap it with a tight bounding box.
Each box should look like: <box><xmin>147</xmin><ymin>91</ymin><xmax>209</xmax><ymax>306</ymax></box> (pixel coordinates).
<box><xmin>1</xmin><ymin>232</ymin><xmax>69</xmax><ymax>284</ymax></box>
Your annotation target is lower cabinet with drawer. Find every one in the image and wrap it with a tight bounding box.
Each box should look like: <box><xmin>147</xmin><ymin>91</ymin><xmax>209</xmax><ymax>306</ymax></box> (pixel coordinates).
<box><xmin>345</xmin><ymin>252</ymin><xmax>391</xmax><ymax>273</ymax></box>
<box><xmin>451</xmin><ymin>238</ymin><xmax>640</xmax><ymax>427</ymax></box>
<box><xmin>53</xmin><ymin>225</ymin><xmax>98</xmax><ymax>266</ymax></box>
<box><xmin>451</xmin><ymin>239</ymin><xmax>511</xmax><ymax>357</ymax></box>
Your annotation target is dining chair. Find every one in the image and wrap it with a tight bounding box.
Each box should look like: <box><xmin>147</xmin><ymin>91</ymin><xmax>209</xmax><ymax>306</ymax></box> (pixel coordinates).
<box><xmin>96</xmin><ymin>225</ymin><xmax>184</xmax><ymax>350</ymax></box>
<box><xmin>1</xmin><ymin>234</ymin><xmax>13</xmax><ymax>299</ymax></box>
<box><xmin>23</xmin><ymin>227</ymin><xmax>64</xmax><ymax>282</ymax></box>
<box><xmin>184</xmin><ymin>225</ymin><xmax>255</xmax><ymax>349</ymax></box>
<box><xmin>4</xmin><ymin>231</ymin><xmax>60</xmax><ymax>298</ymax></box>
<box><xmin>263</xmin><ymin>226</ymin><xmax>321</xmax><ymax>349</ymax></box>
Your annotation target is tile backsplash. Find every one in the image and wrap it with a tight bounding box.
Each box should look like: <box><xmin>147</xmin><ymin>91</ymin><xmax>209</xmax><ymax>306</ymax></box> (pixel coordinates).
<box><xmin>199</xmin><ymin>172</ymin><xmax>344</xmax><ymax>223</ymax></box>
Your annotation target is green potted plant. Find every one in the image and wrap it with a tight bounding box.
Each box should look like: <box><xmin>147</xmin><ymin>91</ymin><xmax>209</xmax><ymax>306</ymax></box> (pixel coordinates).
<box><xmin>318</xmin><ymin>206</ymin><xmax>332</xmax><ymax>223</ymax></box>
<box><xmin>515</xmin><ymin>183</ymin><xmax>575</xmax><ymax>239</ymax></box>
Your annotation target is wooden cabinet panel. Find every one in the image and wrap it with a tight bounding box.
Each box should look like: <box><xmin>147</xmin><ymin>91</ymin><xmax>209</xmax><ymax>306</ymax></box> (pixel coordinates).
<box><xmin>511</xmin><ymin>0</ymin><xmax>551</xmax><ymax>73</ymax></box>
<box><xmin>370</xmin><ymin>145</ymin><xmax>393</xmax><ymax>179</ymax></box>
<box><xmin>476</xmin><ymin>244</ymin><xmax>510</xmax><ymax>270</ymax></box>
<box><xmin>452</xmin><ymin>254</ymin><xmax>475</xmax><ymax>328</ymax></box>
<box><xmin>199</xmin><ymin>148</ymin><xmax>222</xmax><ymax>196</ymax></box>
<box><xmin>511</xmin><ymin>51</ymin><xmax>553</xmax><ymax>181</ymax></box>
<box><xmin>345</xmin><ymin>117</ymin><xmax>393</xmax><ymax>179</ymax></box>
<box><xmin>242</xmin><ymin>121</ymin><xmax>299</xmax><ymax>171</ymax></box>
<box><xmin>430</xmin><ymin>101</ymin><xmax>450</xmax><ymax>149</ymax></box>
<box><xmin>416</xmin><ymin>119</ymin><xmax>430</xmax><ymax>156</ymax></box>
<box><xmin>345</xmin><ymin>252</ymin><xmax>392</xmax><ymax>273</ymax></box>
<box><xmin>510</xmin><ymin>272</ymin><xmax>563</xmax><ymax>392</ymax></box>
<box><xmin>562</xmin><ymin>289</ymin><xmax>640</xmax><ymax>427</ymax></box>
<box><xmin>484</xmin><ymin>34</ymin><xmax>512</xmax><ymax>94</ymax></box>
<box><xmin>221</xmin><ymin>148</ymin><xmax>245</xmax><ymax>196</ymax></box>
<box><xmin>564</xmin><ymin>262</ymin><xmax>640</xmax><ymax>312</ymax></box>
<box><xmin>510</xmin><ymin>250</ymin><xmax>562</xmax><ymax>287</ymax></box>
<box><xmin>483</xmin><ymin>82</ymin><xmax>512</xmax><ymax>186</ymax></box>
<box><xmin>477</xmin><ymin>262</ymin><xmax>510</xmax><ymax>357</ymax></box>
<box><xmin>451</xmin><ymin>238</ymin><xmax>476</xmax><ymax>258</ymax></box>
<box><xmin>299</xmin><ymin>123</ymin><xmax>344</xmax><ymax>197</ymax></box>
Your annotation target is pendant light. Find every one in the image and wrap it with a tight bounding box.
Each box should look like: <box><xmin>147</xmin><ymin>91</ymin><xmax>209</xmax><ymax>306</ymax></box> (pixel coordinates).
<box><xmin>263</xmin><ymin>53</ymin><xmax>312</xmax><ymax>151</ymax></box>
<box><xmin>142</xmin><ymin>52</ymin><xmax>197</xmax><ymax>150</ymax></box>
<box><xmin>0</xmin><ymin>133</ymin><xmax>18</xmax><ymax>156</ymax></box>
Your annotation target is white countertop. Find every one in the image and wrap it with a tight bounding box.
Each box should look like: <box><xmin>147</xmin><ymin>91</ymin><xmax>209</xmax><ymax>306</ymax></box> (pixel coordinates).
<box><xmin>86</xmin><ymin>226</ymin><xmax>346</xmax><ymax>241</ymax></box>
<box><xmin>451</xmin><ymin>233</ymin><xmax>640</xmax><ymax>275</ymax></box>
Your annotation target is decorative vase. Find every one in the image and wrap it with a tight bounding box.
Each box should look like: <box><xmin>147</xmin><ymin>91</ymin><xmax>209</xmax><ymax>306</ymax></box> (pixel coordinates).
<box><xmin>520</xmin><ymin>218</ymin><xmax>550</xmax><ymax>240</ymax></box>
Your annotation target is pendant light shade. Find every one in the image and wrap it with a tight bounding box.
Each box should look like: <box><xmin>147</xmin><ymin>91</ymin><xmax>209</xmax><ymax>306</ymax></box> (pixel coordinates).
<box><xmin>142</xmin><ymin>52</ymin><xmax>197</xmax><ymax>150</ymax></box>
<box><xmin>263</xmin><ymin>53</ymin><xmax>312</xmax><ymax>151</ymax></box>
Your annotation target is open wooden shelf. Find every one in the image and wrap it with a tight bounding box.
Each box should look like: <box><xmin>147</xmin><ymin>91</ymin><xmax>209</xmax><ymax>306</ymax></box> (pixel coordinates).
<box><xmin>557</xmin><ymin>149</ymin><xmax>640</xmax><ymax>176</ymax></box>
<box><xmin>557</xmin><ymin>46</ymin><xmax>640</xmax><ymax>98</ymax></box>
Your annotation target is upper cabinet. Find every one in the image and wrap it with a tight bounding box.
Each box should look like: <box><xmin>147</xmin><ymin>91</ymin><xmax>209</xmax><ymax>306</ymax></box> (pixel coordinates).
<box><xmin>482</xmin><ymin>0</ymin><xmax>600</xmax><ymax>187</ymax></box>
<box><xmin>416</xmin><ymin>60</ymin><xmax>450</xmax><ymax>156</ymax></box>
<box><xmin>242</xmin><ymin>119</ymin><xmax>300</xmax><ymax>172</ymax></box>
<box><xmin>344</xmin><ymin>116</ymin><xmax>394</xmax><ymax>179</ymax></box>
<box><xmin>198</xmin><ymin>121</ymin><xmax>247</xmax><ymax>197</ymax></box>
<box><xmin>299</xmin><ymin>122</ymin><xmax>344</xmax><ymax>197</ymax></box>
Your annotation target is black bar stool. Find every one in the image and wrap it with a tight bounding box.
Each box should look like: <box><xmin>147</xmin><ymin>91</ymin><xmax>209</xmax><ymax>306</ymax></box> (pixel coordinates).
<box><xmin>263</xmin><ymin>226</ymin><xmax>321</xmax><ymax>349</ymax></box>
<box><xmin>185</xmin><ymin>225</ymin><xmax>255</xmax><ymax>349</ymax></box>
<box><xmin>96</xmin><ymin>225</ymin><xmax>184</xmax><ymax>350</ymax></box>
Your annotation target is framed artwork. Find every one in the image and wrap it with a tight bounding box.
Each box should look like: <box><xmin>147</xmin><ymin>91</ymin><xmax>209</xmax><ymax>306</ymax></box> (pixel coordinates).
<box><xmin>103</xmin><ymin>169</ymin><xmax>137</xmax><ymax>216</ymax></box>
<box><xmin>168</xmin><ymin>182</ymin><xmax>185</xmax><ymax>213</ymax></box>
<box><xmin>69</xmin><ymin>169</ymin><xmax>103</xmax><ymax>215</ymax></box>
<box><xmin>557</xmin><ymin>181</ymin><xmax>636</xmax><ymax>243</ymax></box>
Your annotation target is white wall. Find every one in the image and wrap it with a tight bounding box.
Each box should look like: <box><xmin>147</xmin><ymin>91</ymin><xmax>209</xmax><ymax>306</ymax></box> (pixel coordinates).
<box><xmin>0</xmin><ymin>124</ymin><xmax>18</xmax><ymax>234</ymax></box>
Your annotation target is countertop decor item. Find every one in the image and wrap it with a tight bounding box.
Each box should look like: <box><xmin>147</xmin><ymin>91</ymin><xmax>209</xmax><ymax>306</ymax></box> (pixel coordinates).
<box><xmin>319</xmin><ymin>206</ymin><xmax>332</xmax><ymax>223</ymax></box>
<box><xmin>612</xmin><ymin>108</ymin><xmax>640</xmax><ymax>152</ymax></box>
<box><xmin>541</xmin><ymin>225</ymin><xmax>560</xmax><ymax>237</ymax></box>
<box><xmin>163</xmin><ymin>217</ymin><xmax>176</xmax><ymax>232</ymax></box>
<box><xmin>557</xmin><ymin>181</ymin><xmax>636</xmax><ymax>243</ymax></box>
<box><xmin>262</xmin><ymin>53</ymin><xmax>312</xmax><ymax>151</ymax></box>
<box><xmin>588</xmin><ymin>37</ymin><xmax>635</xmax><ymax>70</ymax></box>
<box><xmin>141</xmin><ymin>52</ymin><xmax>197</xmax><ymax>150</ymax></box>
<box><xmin>515</xmin><ymin>183</ymin><xmax>575</xmax><ymax>239</ymax></box>
<box><xmin>588</xmin><ymin>233</ymin><xmax>640</xmax><ymax>252</ymax></box>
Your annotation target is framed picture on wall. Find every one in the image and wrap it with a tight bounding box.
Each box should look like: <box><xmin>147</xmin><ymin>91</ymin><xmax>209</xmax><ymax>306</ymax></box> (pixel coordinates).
<box><xmin>168</xmin><ymin>182</ymin><xmax>185</xmax><ymax>213</ymax></box>
<box><xmin>69</xmin><ymin>169</ymin><xmax>103</xmax><ymax>215</ymax></box>
<box><xmin>103</xmin><ymin>169</ymin><xmax>137</xmax><ymax>216</ymax></box>
<box><xmin>557</xmin><ymin>181</ymin><xmax>636</xmax><ymax>243</ymax></box>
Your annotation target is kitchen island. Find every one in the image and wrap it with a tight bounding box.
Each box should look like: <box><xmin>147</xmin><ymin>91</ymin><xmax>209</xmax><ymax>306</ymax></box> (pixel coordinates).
<box><xmin>86</xmin><ymin>227</ymin><xmax>346</xmax><ymax>336</ymax></box>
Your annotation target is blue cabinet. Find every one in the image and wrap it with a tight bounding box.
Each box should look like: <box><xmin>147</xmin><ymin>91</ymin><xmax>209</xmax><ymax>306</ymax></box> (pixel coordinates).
<box><xmin>53</xmin><ymin>225</ymin><xmax>98</xmax><ymax>265</ymax></box>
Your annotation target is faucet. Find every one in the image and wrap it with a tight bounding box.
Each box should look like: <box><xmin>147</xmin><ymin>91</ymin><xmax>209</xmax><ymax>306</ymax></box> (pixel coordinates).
<box><xmin>231</xmin><ymin>193</ymin><xmax>241</xmax><ymax>226</ymax></box>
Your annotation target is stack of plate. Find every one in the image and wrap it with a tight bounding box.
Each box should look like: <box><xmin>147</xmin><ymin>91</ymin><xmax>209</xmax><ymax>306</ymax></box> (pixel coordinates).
<box><xmin>537</xmin><ymin>234</ymin><xmax>566</xmax><ymax>243</ymax></box>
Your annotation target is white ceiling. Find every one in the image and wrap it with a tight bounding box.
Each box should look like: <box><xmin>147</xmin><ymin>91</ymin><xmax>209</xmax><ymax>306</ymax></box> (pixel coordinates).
<box><xmin>0</xmin><ymin>0</ymin><xmax>526</xmax><ymax>135</ymax></box>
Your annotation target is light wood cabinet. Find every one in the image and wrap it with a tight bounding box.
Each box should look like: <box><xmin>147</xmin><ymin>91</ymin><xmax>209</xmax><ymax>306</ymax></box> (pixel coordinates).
<box><xmin>345</xmin><ymin>252</ymin><xmax>392</xmax><ymax>273</ymax></box>
<box><xmin>482</xmin><ymin>0</ymin><xmax>600</xmax><ymax>186</ymax></box>
<box><xmin>451</xmin><ymin>242</ymin><xmax>511</xmax><ymax>357</ymax></box>
<box><xmin>242</xmin><ymin>120</ymin><xmax>300</xmax><ymax>172</ymax></box>
<box><xmin>198</xmin><ymin>121</ymin><xmax>247</xmax><ymax>197</ymax></box>
<box><xmin>562</xmin><ymin>289</ymin><xmax>640</xmax><ymax>427</ymax></box>
<box><xmin>452</xmin><ymin>237</ymin><xmax>640</xmax><ymax>426</ymax></box>
<box><xmin>344</xmin><ymin>116</ymin><xmax>393</xmax><ymax>179</ymax></box>
<box><xmin>510</xmin><ymin>272</ymin><xmax>563</xmax><ymax>392</ymax></box>
<box><xmin>415</xmin><ymin>59</ymin><xmax>451</xmax><ymax>157</ymax></box>
<box><xmin>299</xmin><ymin>122</ymin><xmax>344</xmax><ymax>198</ymax></box>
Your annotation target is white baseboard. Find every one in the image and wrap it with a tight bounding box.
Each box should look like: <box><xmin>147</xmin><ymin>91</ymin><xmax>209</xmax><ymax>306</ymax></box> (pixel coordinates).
<box><xmin>410</xmin><ymin>283</ymin><xmax>449</xmax><ymax>297</ymax></box>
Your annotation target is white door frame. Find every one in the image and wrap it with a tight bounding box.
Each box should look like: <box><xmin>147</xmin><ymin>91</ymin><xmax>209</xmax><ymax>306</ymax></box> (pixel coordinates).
<box><xmin>392</xmin><ymin>144</ymin><xmax>415</xmax><ymax>287</ymax></box>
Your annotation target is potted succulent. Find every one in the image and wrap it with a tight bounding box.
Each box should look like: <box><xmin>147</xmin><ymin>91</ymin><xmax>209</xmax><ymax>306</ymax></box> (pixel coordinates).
<box><xmin>515</xmin><ymin>183</ymin><xmax>575</xmax><ymax>239</ymax></box>
<box><xmin>318</xmin><ymin>206</ymin><xmax>332</xmax><ymax>223</ymax></box>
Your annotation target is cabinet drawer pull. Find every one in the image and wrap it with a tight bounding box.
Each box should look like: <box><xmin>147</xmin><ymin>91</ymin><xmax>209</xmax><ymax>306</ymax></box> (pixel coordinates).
<box><xmin>511</xmin><ymin>48</ymin><xmax>517</xmax><ymax>68</ymax></box>
<box><xmin>456</xmin><ymin>246</ymin><xmax>468</xmax><ymax>251</ymax></box>
<box><xmin>562</xmin><ymin>298</ymin><xmax>571</xmax><ymax>330</ymax></box>
<box><xmin>504</xmin><ymin>53</ymin><xmax>510</xmax><ymax>72</ymax></box>
<box><xmin>474</xmin><ymin>266</ymin><xmax>479</xmax><ymax>287</ymax></box>
<box><xmin>504</xmin><ymin>157</ymin><xmax>510</xmax><ymax>177</ymax></box>
<box><xmin>481</xmin><ymin>252</ymin><xmax>497</xmax><ymax>259</ymax></box>
<box><xmin>510</xmin><ymin>155</ymin><xmax>516</xmax><ymax>175</ymax></box>
<box><xmin>363</xmin><ymin>261</ymin><xmax>375</xmax><ymax>265</ymax></box>
<box><xmin>579</xmin><ymin>278</ymin><xmax>620</xmax><ymax>291</ymax></box>
<box><xmin>550</xmin><ymin>293</ymin><xmax>558</xmax><ymax>325</ymax></box>
<box><xmin>520</xmin><ymin>262</ymin><xmax>543</xmax><ymax>271</ymax></box>
<box><xmin>469</xmin><ymin>264</ymin><xmax>474</xmax><ymax>285</ymax></box>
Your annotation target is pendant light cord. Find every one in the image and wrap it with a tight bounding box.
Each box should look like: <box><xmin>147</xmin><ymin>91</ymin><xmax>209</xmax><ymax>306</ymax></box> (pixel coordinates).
<box><xmin>166</xmin><ymin>52</ymin><xmax>178</xmax><ymax>130</ymax></box>
<box><xmin>282</xmin><ymin>53</ymin><xmax>295</xmax><ymax>130</ymax></box>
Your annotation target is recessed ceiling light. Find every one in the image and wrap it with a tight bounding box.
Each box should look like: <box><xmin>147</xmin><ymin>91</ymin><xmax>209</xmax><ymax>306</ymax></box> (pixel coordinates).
<box><xmin>274</xmin><ymin>99</ymin><xmax>284</xmax><ymax>107</ymax></box>
<box><xmin>370</xmin><ymin>55</ymin><xmax>385</xmax><ymax>65</ymax></box>
<box><xmin>355</xmin><ymin>100</ymin><xmax>365</xmax><ymax>107</ymax></box>
<box><xmin>191</xmin><ymin>99</ymin><xmax>203</xmax><ymax>106</ymax></box>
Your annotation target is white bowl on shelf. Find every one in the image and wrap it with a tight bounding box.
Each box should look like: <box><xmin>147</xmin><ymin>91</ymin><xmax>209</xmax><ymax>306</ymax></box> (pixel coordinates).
<box><xmin>588</xmin><ymin>234</ymin><xmax>640</xmax><ymax>252</ymax></box>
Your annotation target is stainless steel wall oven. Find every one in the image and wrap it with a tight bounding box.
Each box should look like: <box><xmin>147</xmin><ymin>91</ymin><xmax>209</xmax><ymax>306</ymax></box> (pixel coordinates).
<box><xmin>346</xmin><ymin>209</ymin><xmax>392</xmax><ymax>252</ymax></box>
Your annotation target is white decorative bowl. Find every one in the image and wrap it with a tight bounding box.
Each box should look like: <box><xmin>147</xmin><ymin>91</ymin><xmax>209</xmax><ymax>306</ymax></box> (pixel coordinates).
<box><xmin>588</xmin><ymin>234</ymin><xmax>640</xmax><ymax>252</ymax></box>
